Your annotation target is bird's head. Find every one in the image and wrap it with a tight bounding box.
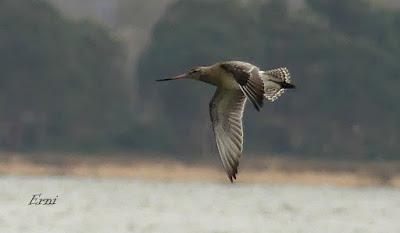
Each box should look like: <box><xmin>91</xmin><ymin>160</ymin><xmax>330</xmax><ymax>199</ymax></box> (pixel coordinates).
<box><xmin>156</xmin><ymin>66</ymin><xmax>208</xmax><ymax>82</ymax></box>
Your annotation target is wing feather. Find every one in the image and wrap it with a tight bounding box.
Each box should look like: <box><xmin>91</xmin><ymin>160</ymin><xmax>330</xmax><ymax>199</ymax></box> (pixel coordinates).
<box><xmin>209</xmin><ymin>88</ymin><xmax>246</xmax><ymax>182</ymax></box>
<box><xmin>220</xmin><ymin>62</ymin><xmax>264</xmax><ymax>111</ymax></box>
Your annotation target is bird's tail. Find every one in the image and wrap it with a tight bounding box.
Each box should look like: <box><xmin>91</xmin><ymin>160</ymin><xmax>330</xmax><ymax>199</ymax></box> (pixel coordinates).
<box><xmin>260</xmin><ymin>67</ymin><xmax>295</xmax><ymax>102</ymax></box>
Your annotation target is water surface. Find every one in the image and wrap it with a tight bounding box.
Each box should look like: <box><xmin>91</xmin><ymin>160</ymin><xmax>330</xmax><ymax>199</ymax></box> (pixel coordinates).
<box><xmin>0</xmin><ymin>176</ymin><xmax>399</xmax><ymax>233</ymax></box>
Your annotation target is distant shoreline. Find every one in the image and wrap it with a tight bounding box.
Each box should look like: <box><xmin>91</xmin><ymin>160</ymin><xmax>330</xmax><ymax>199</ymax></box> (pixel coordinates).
<box><xmin>0</xmin><ymin>152</ymin><xmax>399</xmax><ymax>188</ymax></box>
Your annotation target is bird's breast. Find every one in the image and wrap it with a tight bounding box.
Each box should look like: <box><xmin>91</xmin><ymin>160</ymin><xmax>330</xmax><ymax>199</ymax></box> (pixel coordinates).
<box><xmin>203</xmin><ymin>69</ymin><xmax>240</xmax><ymax>90</ymax></box>
<box><xmin>219</xmin><ymin>74</ymin><xmax>241</xmax><ymax>89</ymax></box>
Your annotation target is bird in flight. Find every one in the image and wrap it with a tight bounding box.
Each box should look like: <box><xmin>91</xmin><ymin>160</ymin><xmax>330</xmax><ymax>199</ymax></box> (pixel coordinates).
<box><xmin>157</xmin><ymin>61</ymin><xmax>295</xmax><ymax>182</ymax></box>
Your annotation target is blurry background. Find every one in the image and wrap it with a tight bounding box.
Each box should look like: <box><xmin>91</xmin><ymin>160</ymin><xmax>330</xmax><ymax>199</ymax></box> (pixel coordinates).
<box><xmin>1</xmin><ymin>1</ymin><xmax>400</xmax><ymax>232</ymax></box>
<box><xmin>1</xmin><ymin>0</ymin><xmax>400</xmax><ymax>160</ymax></box>
<box><xmin>0</xmin><ymin>0</ymin><xmax>400</xmax><ymax>183</ymax></box>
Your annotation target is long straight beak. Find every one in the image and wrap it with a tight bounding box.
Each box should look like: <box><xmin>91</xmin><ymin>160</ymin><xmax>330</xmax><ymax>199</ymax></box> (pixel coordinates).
<box><xmin>156</xmin><ymin>73</ymin><xmax>187</xmax><ymax>82</ymax></box>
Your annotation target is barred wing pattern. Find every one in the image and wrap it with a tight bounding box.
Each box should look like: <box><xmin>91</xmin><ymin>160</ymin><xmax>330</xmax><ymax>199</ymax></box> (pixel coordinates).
<box><xmin>209</xmin><ymin>88</ymin><xmax>246</xmax><ymax>182</ymax></box>
<box><xmin>263</xmin><ymin>67</ymin><xmax>292</xmax><ymax>102</ymax></box>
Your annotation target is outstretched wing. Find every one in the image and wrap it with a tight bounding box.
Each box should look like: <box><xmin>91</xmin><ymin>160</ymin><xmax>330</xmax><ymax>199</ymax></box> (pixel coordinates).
<box><xmin>219</xmin><ymin>61</ymin><xmax>264</xmax><ymax>111</ymax></box>
<box><xmin>209</xmin><ymin>88</ymin><xmax>246</xmax><ymax>182</ymax></box>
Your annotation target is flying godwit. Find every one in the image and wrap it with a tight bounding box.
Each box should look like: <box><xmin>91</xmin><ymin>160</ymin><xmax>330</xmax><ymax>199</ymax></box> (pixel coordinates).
<box><xmin>157</xmin><ymin>61</ymin><xmax>295</xmax><ymax>182</ymax></box>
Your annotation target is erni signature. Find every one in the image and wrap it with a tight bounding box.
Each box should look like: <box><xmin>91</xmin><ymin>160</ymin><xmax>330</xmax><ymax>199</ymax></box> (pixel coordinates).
<box><xmin>28</xmin><ymin>193</ymin><xmax>58</xmax><ymax>206</ymax></box>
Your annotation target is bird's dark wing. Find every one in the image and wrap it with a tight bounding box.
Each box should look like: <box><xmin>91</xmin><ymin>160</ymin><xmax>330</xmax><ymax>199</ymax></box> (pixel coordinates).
<box><xmin>219</xmin><ymin>61</ymin><xmax>264</xmax><ymax>111</ymax></box>
<box><xmin>209</xmin><ymin>88</ymin><xmax>246</xmax><ymax>182</ymax></box>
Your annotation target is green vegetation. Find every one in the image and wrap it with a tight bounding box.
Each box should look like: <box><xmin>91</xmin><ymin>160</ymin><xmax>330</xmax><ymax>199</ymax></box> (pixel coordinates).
<box><xmin>0</xmin><ymin>0</ymin><xmax>133</xmax><ymax>151</ymax></box>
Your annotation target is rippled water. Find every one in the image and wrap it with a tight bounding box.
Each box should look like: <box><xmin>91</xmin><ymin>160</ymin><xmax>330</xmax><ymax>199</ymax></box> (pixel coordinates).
<box><xmin>0</xmin><ymin>176</ymin><xmax>399</xmax><ymax>233</ymax></box>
